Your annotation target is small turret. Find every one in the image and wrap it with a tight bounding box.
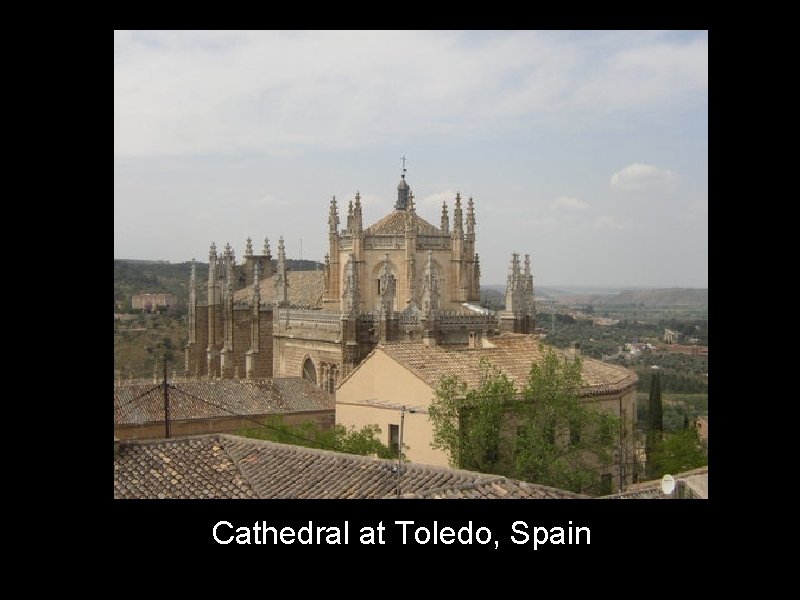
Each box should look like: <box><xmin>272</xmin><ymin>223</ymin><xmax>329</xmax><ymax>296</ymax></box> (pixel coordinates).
<box><xmin>453</xmin><ymin>192</ymin><xmax>463</xmax><ymax>235</ymax></box>
<box><xmin>275</xmin><ymin>235</ymin><xmax>289</xmax><ymax>307</ymax></box>
<box><xmin>440</xmin><ymin>201</ymin><xmax>449</xmax><ymax>235</ymax></box>
<box><xmin>328</xmin><ymin>196</ymin><xmax>339</xmax><ymax>235</ymax></box>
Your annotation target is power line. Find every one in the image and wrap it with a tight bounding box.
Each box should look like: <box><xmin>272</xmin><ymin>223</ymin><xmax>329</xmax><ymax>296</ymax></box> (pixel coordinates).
<box><xmin>114</xmin><ymin>384</ymin><xmax>162</xmax><ymax>413</ymax></box>
<box><xmin>166</xmin><ymin>384</ymin><xmax>338</xmax><ymax>451</ymax></box>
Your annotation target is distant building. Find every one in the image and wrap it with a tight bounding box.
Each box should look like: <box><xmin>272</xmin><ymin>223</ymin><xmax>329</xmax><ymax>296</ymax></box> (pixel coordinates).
<box><xmin>114</xmin><ymin>433</ymin><xmax>586</xmax><ymax>499</ymax></box>
<box><xmin>696</xmin><ymin>415</ymin><xmax>708</xmax><ymax>443</ymax></box>
<box><xmin>114</xmin><ymin>378</ymin><xmax>333</xmax><ymax>440</ymax></box>
<box><xmin>664</xmin><ymin>328</ymin><xmax>680</xmax><ymax>344</ymax></box>
<box><xmin>132</xmin><ymin>292</ymin><xmax>178</xmax><ymax>312</ymax></box>
<box><xmin>336</xmin><ymin>333</ymin><xmax>639</xmax><ymax>489</ymax></box>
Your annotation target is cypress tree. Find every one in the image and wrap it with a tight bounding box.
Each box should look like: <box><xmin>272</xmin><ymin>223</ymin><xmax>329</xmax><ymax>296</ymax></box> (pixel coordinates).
<box><xmin>645</xmin><ymin>366</ymin><xmax>663</xmax><ymax>478</ymax></box>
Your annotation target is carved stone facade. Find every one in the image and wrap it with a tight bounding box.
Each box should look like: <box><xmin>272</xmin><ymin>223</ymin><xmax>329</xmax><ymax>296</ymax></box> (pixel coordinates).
<box><xmin>186</xmin><ymin>171</ymin><xmax>535</xmax><ymax>391</ymax></box>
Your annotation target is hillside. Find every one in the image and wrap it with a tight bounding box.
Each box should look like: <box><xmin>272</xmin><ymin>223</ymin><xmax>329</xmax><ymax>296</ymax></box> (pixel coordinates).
<box><xmin>559</xmin><ymin>288</ymin><xmax>707</xmax><ymax>307</ymax></box>
<box><xmin>114</xmin><ymin>258</ymin><xmax>323</xmax><ymax>312</ymax></box>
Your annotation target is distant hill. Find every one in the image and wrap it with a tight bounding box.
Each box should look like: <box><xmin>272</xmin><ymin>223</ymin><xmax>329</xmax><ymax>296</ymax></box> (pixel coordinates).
<box><xmin>114</xmin><ymin>258</ymin><xmax>323</xmax><ymax>311</ymax></box>
<box><xmin>480</xmin><ymin>285</ymin><xmax>708</xmax><ymax>310</ymax></box>
<box><xmin>559</xmin><ymin>288</ymin><xmax>708</xmax><ymax>307</ymax></box>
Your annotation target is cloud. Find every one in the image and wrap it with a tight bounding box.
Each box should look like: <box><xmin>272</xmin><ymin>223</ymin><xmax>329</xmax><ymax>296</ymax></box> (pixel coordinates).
<box><xmin>551</xmin><ymin>196</ymin><xmax>589</xmax><ymax>211</ymax></box>
<box><xmin>250</xmin><ymin>194</ymin><xmax>286</xmax><ymax>208</ymax></box>
<box><xmin>610</xmin><ymin>163</ymin><xmax>677</xmax><ymax>192</ymax></box>
<box><xmin>419</xmin><ymin>190</ymin><xmax>458</xmax><ymax>210</ymax></box>
<box><xmin>593</xmin><ymin>216</ymin><xmax>624</xmax><ymax>230</ymax></box>
<box><xmin>530</xmin><ymin>216</ymin><xmax>558</xmax><ymax>228</ymax></box>
<box><xmin>115</xmin><ymin>30</ymin><xmax>708</xmax><ymax>159</ymax></box>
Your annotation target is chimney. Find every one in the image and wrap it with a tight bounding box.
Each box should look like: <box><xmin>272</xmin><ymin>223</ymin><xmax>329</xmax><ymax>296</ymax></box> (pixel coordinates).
<box><xmin>569</xmin><ymin>341</ymin><xmax>581</xmax><ymax>358</ymax></box>
<box><xmin>468</xmin><ymin>331</ymin><xmax>477</xmax><ymax>349</ymax></box>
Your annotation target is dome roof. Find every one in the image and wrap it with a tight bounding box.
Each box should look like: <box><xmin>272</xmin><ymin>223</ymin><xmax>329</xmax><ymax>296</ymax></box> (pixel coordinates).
<box><xmin>365</xmin><ymin>210</ymin><xmax>440</xmax><ymax>236</ymax></box>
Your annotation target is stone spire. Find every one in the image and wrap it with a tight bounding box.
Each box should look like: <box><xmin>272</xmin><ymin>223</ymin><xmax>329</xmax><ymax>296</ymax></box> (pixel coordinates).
<box><xmin>245</xmin><ymin>237</ymin><xmax>253</xmax><ymax>257</ymax></box>
<box><xmin>253</xmin><ymin>260</ymin><xmax>261</xmax><ymax>305</ymax></box>
<box><xmin>275</xmin><ymin>235</ymin><xmax>288</xmax><ymax>307</ymax></box>
<box><xmin>247</xmin><ymin>259</ymin><xmax>262</xmax><ymax>375</ymax></box>
<box><xmin>466</xmin><ymin>196</ymin><xmax>475</xmax><ymax>239</ymax></box>
<box><xmin>341</xmin><ymin>253</ymin><xmax>359</xmax><ymax>314</ymax></box>
<box><xmin>453</xmin><ymin>192</ymin><xmax>463</xmax><ymax>234</ymax></box>
<box><xmin>504</xmin><ymin>252</ymin><xmax>523</xmax><ymax>313</ymax></box>
<box><xmin>523</xmin><ymin>253</ymin><xmax>535</xmax><ymax>317</ymax></box>
<box><xmin>262</xmin><ymin>237</ymin><xmax>271</xmax><ymax>259</ymax></box>
<box><xmin>188</xmin><ymin>258</ymin><xmax>197</xmax><ymax>344</ymax></box>
<box><xmin>408</xmin><ymin>191</ymin><xmax>415</xmax><ymax>214</ymax></box>
<box><xmin>474</xmin><ymin>253</ymin><xmax>481</xmax><ymax>282</ymax></box>
<box><xmin>346</xmin><ymin>199</ymin><xmax>354</xmax><ymax>231</ymax></box>
<box><xmin>223</xmin><ymin>242</ymin><xmax>234</xmax><ymax>298</ymax></box>
<box><xmin>440</xmin><ymin>201</ymin><xmax>449</xmax><ymax>235</ymax></box>
<box><xmin>328</xmin><ymin>196</ymin><xmax>339</xmax><ymax>235</ymax></box>
<box><xmin>209</xmin><ymin>241</ymin><xmax>217</xmax><ymax>262</ymax></box>
<box><xmin>353</xmin><ymin>191</ymin><xmax>363</xmax><ymax>232</ymax></box>
<box><xmin>395</xmin><ymin>167</ymin><xmax>410</xmax><ymax>210</ymax></box>
<box><xmin>421</xmin><ymin>250</ymin><xmax>439</xmax><ymax>316</ymax></box>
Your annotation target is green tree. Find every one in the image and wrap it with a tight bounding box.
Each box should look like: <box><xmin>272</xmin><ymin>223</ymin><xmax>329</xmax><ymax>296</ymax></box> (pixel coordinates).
<box><xmin>238</xmin><ymin>417</ymin><xmax>396</xmax><ymax>459</ymax></box>
<box><xmin>429</xmin><ymin>359</ymin><xmax>515</xmax><ymax>473</ymax></box>
<box><xmin>647</xmin><ymin>426</ymin><xmax>707</xmax><ymax>477</ymax></box>
<box><xmin>429</xmin><ymin>347</ymin><xmax>620</xmax><ymax>495</ymax></box>
<box><xmin>515</xmin><ymin>347</ymin><xmax>618</xmax><ymax>495</ymax></box>
<box><xmin>645</xmin><ymin>367</ymin><xmax>664</xmax><ymax>478</ymax></box>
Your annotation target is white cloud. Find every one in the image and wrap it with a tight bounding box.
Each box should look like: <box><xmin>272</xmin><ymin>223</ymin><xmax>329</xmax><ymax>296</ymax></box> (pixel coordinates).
<box><xmin>551</xmin><ymin>196</ymin><xmax>589</xmax><ymax>211</ymax></box>
<box><xmin>530</xmin><ymin>216</ymin><xmax>558</xmax><ymax>228</ymax></box>
<box><xmin>593</xmin><ymin>216</ymin><xmax>624</xmax><ymax>230</ymax></box>
<box><xmin>419</xmin><ymin>190</ymin><xmax>458</xmax><ymax>211</ymax></box>
<box><xmin>114</xmin><ymin>30</ymin><xmax>708</xmax><ymax>159</ymax></box>
<box><xmin>610</xmin><ymin>163</ymin><xmax>677</xmax><ymax>192</ymax></box>
<box><xmin>250</xmin><ymin>194</ymin><xmax>285</xmax><ymax>208</ymax></box>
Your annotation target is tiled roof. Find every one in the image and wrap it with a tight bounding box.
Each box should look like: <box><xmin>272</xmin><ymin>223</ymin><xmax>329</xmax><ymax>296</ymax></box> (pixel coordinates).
<box><xmin>114</xmin><ymin>434</ymin><xmax>585</xmax><ymax>499</ymax></box>
<box><xmin>114</xmin><ymin>436</ymin><xmax>256</xmax><ymax>499</ymax></box>
<box><xmin>114</xmin><ymin>378</ymin><xmax>334</xmax><ymax>426</ymax></box>
<box><xmin>401</xmin><ymin>479</ymin><xmax>587</xmax><ymax>499</ymax></box>
<box><xmin>235</xmin><ymin>270</ymin><xmax>324</xmax><ymax>308</ymax></box>
<box><xmin>365</xmin><ymin>210</ymin><xmax>441</xmax><ymax>236</ymax></box>
<box><xmin>367</xmin><ymin>334</ymin><xmax>637</xmax><ymax>397</ymax></box>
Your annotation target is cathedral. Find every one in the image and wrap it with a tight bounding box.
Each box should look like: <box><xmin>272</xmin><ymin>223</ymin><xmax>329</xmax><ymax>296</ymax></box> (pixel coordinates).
<box><xmin>185</xmin><ymin>169</ymin><xmax>536</xmax><ymax>391</ymax></box>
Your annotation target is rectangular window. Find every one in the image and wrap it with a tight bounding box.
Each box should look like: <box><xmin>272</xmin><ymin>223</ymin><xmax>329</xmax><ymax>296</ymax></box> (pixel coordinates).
<box><xmin>389</xmin><ymin>424</ymin><xmax>399</xmax><ymax>454</ymax></box>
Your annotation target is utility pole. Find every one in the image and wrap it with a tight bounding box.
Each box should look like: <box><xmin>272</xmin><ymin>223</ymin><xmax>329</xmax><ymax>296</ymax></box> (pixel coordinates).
<box><xmin>163</xmin><ymin>356</ymin><xmax>170</xmax><ymax>439</ymax></box>
<box><xmin>396</xmin><ymin>405</ymin><xmax>406</xmax><ymax>496</ymax></box>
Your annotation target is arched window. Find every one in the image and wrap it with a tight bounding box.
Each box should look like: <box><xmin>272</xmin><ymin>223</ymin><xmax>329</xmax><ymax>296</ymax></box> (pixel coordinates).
<box><xmin>302</xmin><ymin>357</ymin><xmax>317</xmax><ymax>385</ymax></box>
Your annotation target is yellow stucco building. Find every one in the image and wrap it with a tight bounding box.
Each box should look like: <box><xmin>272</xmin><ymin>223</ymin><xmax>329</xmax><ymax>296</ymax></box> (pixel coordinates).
<box><xmin>337</xmin><ymin>334</ymin><xmax>639</xmax><ymax>488</ymax></box>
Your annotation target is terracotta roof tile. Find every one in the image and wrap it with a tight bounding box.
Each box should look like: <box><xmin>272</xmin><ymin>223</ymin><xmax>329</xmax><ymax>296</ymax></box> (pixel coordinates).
<box><xmin>377</xmin><ymin>334</ymin><xmax>637</xmax><ymax>396</ymax></box>
<box><xmin>235</xmin><ymin>270</ymin><xmax>324</xmax><ymax>308</ymax></box>
<box><xmin>114</xmin><ymin>434</ymin><xmax>585</xmax><ymax>499</ymax></box>
<box><xmin>365</xmin><ymin>210</ymin><xmax>440</xmax><ymax>235</ymax></box>
<box><xmin>114</xmin><ymin>378</ymin><xmax>334</xmax><ymax>426</ymax></box>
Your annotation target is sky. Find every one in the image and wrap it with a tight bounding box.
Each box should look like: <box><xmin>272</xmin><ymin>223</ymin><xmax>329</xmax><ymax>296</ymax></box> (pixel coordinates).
<box><xmin>114</xmin><ymin>30</ymin><xmax>707</xmax><ymax>288</ymax></box>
